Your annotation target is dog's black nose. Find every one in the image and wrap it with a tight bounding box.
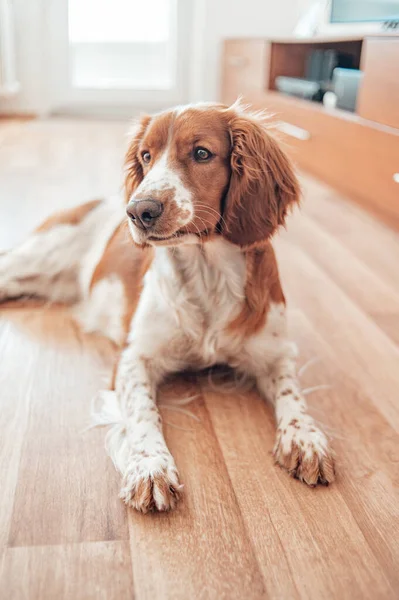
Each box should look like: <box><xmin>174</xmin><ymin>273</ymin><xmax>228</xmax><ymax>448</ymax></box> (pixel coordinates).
<box><xmin>126</xmin><ymin>199</ymin><xmax>163</xmax><ymax>230</ymax></box>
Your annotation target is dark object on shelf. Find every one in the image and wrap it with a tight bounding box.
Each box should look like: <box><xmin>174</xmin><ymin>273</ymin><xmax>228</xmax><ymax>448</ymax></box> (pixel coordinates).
<box><xmin>276</xmin><ymin>49</ymin><xmax>355</xmax><ymax>103</ymax></box>
<box><xmin>306</xmin><ymin>49</ymin><xmax>325</xmax><ymax>81</ymax></box>
<box><xmin>275</xmin><ymin>77</ymin><xmax>322</xmax><ymax>100</ymax></box>
<box><xmin>307</xmin><ymin>49</ymin><xmax>353</xmax><ymax>82</ymax></box>
<box><xmin>333</xmin><ymin>68</ymin><xmax>364</xmax><ymax>112</ymax></box>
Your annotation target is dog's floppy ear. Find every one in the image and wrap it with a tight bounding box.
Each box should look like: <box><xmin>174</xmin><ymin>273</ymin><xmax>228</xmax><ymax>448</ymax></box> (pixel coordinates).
<box><xmin>222</xmin><ymin>110</ymin><xmax>300</xmax><ymax>248</ymax></box>
<box><xmin>124</xmin><ymin>115</ymin><xmax>152</xmax><ymax>203</ymax></box>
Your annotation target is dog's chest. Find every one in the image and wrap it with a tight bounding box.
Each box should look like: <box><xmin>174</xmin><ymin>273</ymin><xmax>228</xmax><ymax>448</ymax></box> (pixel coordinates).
<box><xmin>150</xmin><ymin>240</ymin><xmax>247</xmax><ymax>365</ymax></box>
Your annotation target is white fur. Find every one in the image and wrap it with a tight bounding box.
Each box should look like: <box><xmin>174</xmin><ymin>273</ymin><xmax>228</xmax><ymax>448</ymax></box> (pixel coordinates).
<box><xmin>128</xmin><ymin>239</ymin><xmax>246</xmax><ymax>368</ymax></box>
<box><xmin>0</xmin><ymin>224</ymin><xmax>81</xmax><ymax>303</ymax></box>
<box><xmin>0</xmin><ymin>198</ymin><xmax>124</xmax><ymax>305</ymax></box>
<box><xmin>131</xmin><ymin>151</ymin><xmax>193</xmax><ymax>213</ymax></box>
<box><xmin>0</xmin><ymin>198</ymin><xmax>128</xmax><ymax>346</ymax></box>
<box><xmin>74</xmin><ymin>276</ymin><xmax>126</xmax><ymax>345</ymax></box>
<box><xmin>105</xmin><ymin>235</ymin><xmax>333</xmax><ymax>506</ymax></box>
<box><xmin>78</xmin><ymin>195</ymin><xmax>126</xmax><ymax>298</ymax></box>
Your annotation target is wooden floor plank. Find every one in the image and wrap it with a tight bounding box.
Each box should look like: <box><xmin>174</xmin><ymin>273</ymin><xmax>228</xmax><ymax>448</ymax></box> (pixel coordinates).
<box><xmin>275</xmin><ymin>237</ymin><xmax>399</xmax><ymax>435</ymax></box>
<box><xmin>281</xmin><ymin>212</ymin><xmax>399</xmax><ymax>346</ymax></box>
<box><xmin>128</xmin><ymin>377</ymin><xmax>267</xmax><ymax>600</ymax></box>
<box><xmin>4</xmin><ymin>308</ymin><xmax>128</xmax><ymax>547</ymax></box>
<box><xmin>0</xmin><ymin>318</ymin><xmax>36</xmax><ymax>553</ymax></box>
<box><xmin>289</xmin><ymin>310</ymin><xmax>399</xmax><ymax>593</ymax></box>
<box><xmin>0</xmin><ymin>118</ymin><xmax>126</xmax><ymax>249</ymax></box>
<box><xmin>301</xmin><ymin>176</ymin><xmax>399</xmax><ymax>294</ymax></box>
<box><xmin>202</xmin><ymin>332</ymin><xmax>397</xmax><ymax>599</ymax></box>
<box><xmin>0</xmin><ymin>541</ymin><xmax>134</xmax><ymax>600</ymax></box>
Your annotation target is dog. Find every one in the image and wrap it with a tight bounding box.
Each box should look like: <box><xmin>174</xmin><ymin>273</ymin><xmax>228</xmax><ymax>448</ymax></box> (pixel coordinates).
<box><xmin>0</xmin><ymin>102</ymin><xmax>335</xmax><ymax>513</ymax></box>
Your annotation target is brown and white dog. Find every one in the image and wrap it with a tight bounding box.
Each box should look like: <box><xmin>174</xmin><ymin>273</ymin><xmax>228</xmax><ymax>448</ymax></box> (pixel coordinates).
<box><xmin>0</xmin><ymin>102</ymin><xmax>335</xmax><ymax>512</ymax></box>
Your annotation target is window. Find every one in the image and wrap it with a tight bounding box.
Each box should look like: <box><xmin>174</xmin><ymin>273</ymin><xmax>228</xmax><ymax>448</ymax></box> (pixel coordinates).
<box><xmin>68</xmin><ymin>0</ymin><xmax>176</xmax><ymax>90</ymax></box>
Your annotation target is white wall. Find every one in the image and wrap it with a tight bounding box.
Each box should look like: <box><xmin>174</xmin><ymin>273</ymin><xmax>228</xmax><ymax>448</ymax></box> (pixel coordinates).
<box><xmin>189</xmin><ymin>0</ymin><xmax>302</xmax><ymax>102</ymax></box>
<box><xmin>0</xmin><ymin>0</ymin><xmax>50</xmax><ymax>115</ymax></box>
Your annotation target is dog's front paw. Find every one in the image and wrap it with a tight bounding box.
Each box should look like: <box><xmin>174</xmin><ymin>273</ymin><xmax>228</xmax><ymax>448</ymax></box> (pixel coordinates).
<box><xmin>120</xmin><ymin>454</ymin><xmax>182</xmax><ymax>513</ymax></box>
<box><xmin>274</xmin><ymin>416</ymin><xmax>335</xmax><ymax>486</ymax></box>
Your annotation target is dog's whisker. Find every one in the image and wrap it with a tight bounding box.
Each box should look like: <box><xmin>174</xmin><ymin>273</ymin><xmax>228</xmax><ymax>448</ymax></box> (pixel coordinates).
<box><xmin>302</xmin><ymin>384</ymin><xmax>332</xmax><ymax>395</ymax></box>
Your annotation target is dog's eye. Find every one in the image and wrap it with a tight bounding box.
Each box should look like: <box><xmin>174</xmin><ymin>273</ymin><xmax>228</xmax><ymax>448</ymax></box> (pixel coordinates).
<box><xmin>142</xmin><ymin>151</ymin><xmax>151</xmax><ymax>164</ymax></box>
<box><xmin>193</xmin><ymin>147</ymin><xmax>212</xmax><ymax>162</ymax></box>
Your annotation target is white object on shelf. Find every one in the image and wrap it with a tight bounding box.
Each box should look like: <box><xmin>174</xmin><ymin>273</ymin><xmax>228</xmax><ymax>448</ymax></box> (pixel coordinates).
<box><xmin>323</xmin><ymin>91</ymin><xmax>338</xmax><ymax>109</ymax></box>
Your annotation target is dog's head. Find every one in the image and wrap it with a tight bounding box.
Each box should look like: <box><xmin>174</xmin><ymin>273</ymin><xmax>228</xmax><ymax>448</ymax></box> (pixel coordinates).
<box><xmin>124</xmin><ymin>102</ymin><xmax>300</xmax><ymax>248</ymax></box>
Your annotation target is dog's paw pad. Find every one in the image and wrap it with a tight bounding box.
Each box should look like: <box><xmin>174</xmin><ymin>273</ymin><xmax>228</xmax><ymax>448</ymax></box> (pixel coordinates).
<box><xmin>120</xmin><ymin>464</ymin><xmax>182</xmax><ymax>513</ymax></box>
<box><xmin>274</xmin><ymin>420</ymin><xmax>335</xmax><ymax>486</ymax></box>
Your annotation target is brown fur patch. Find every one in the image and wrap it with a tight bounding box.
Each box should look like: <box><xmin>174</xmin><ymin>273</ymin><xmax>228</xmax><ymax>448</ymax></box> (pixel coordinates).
<box><xmin>121</xmin><ymin>468</ymin><xmax>182</xmax><ymax>513</ymax></box>
<box><xmin>281</xmin><ymin>388</ymin><xmax>293</xmax><ymax>396</ymax></box>
<box><xmin>227</xmin><ymin>241</ymin><xmax>285</xmax><ymax>337</ymax></box>
<box><xmin>221</xmin><ymin>110</ymin><xmax>300</xmax><ymax>248</ymax></box>
<box><xmin>36</xmin><ymin>199</ymin><xmax>102</xmax><ymax>232</ymax></box>
<box><xmin>91</xmin><ymin>222</ymin><xmax>153</xmax><ymax>335</ymax></box>
<box><xmin>94</xmin><ymin>223</ymin><xmax>153</xmax><ymax>389</ymax></box>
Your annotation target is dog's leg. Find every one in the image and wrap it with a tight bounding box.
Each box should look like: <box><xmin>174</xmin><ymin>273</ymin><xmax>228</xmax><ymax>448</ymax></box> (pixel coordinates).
<box><xmin>0</xmin><ymin>225</ymin><xmax>82</xmax><ymax>303</ymax></box>
<box><xmin>257</xmin><ymin>354</ymin><xmax>335</xmax><ymax>486</ymax></box>
<box><xmin>0</xmin><ymin>199</ymin><xmax>123</xmax><ymax>305</ymax></box>
<box><xmin>108</xmin><ymin>343</ymin><xmax>182</xmax><ymax>513</ymax></box>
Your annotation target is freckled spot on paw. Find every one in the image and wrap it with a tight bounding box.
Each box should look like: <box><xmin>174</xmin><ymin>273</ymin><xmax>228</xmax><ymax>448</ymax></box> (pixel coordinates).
<box><xmin>283</xmin><ymin>429</ymin><xmax>287</xmax><ymax>435</ymax></box>
<box><xmin>309</xmin><ymin>428</ymin><xmax>316</xmax><ymax>433</ymax></box>
<box><xmin>294</xmin><ymin>395</ymin><xmax>300</xmax><ymax>401</ymax></box>
<box><xmin>289</xmin><ymin>418</ymin><xmax>298</xmax><ymax>427</ymax></box>
<box><xmin>280</xmin><ymin>389</ymin><xmax>293</xmax><ymax>396</ymax></box>
<box><xmin>272</xmin><ymin>332</ymin><xmax>278</xmax><ymax>337</ymax></box>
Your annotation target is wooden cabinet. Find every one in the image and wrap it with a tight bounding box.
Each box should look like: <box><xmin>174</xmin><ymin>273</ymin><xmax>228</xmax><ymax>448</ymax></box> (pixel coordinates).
<box><xmin>220</xmin><ymin>35</ymin><xmax>399</xmax><ymax>229</ymax></box>
<box><xmin>221</xmin><ymin>40</ymin><xmax>269</xmax><ymax>106</ymax></box>
<box><xmin>358</xmin><ymin>37</ymin><xmax>399</xmax><ymax>129</ymax></box>
<box><xmin>260</xmin><ymin>92</ymin><xmax>399</xmax><ymax>227</ymax></box>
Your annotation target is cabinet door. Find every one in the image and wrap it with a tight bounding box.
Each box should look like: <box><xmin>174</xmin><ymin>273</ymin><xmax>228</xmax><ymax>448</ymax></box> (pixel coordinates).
<box><xmin>357</xmin><ymin>37</ymin><xmax>399</xmax><ymax>129</ymax></box>
<box><xmin>221</xmin><ymin>40</ymin><xmax>269</xmax><ymax>105</ymax></box>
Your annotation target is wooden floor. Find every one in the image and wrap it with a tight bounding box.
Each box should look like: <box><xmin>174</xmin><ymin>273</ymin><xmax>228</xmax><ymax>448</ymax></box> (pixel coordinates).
<box><xmin>1</xmin><ymin>118</ymin><xmax>399</xmax><ymax>600</ymax></box>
